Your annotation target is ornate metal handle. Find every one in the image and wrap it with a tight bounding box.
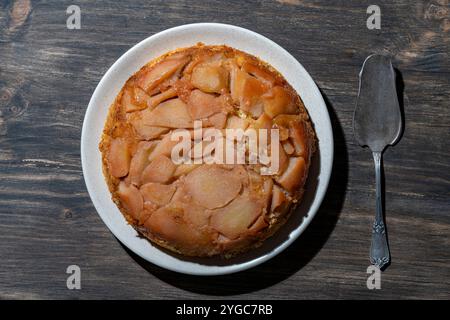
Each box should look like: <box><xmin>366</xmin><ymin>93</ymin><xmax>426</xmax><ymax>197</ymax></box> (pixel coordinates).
<box><xmin>370</xmin><ymin>151</ymin><xmax>390</xmax><ymax>269</ymax></box>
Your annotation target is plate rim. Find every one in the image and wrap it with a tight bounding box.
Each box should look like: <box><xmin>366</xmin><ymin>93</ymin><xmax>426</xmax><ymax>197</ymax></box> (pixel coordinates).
<box><xmin>81</xmin><ymin>22</ymin><xmax>334</xmax><ymax>276</ymax></box>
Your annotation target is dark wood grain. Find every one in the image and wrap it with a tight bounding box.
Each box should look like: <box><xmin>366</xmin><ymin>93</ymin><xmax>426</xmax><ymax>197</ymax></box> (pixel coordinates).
<box><xmin>0</xmin><ymin>0</ymin><xmax>449</xmax><ymax>299</ymax></box>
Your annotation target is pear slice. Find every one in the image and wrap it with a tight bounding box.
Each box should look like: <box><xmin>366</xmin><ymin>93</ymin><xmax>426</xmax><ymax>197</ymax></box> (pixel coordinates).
<box><xmin>270</xmin><ymin>185</ymin><xmax>287</xmax><ymax>213</ymax></box>
<box><xmin>129</xmin><ymin>141</ymin><xmax>155</xmax><ymax>186</ymax></box>
<box><xmin>276</xmin><ymin>157</ymin><xmax>306</xmax><ymax>192</ymax></box>
<box><xmin>242</xmin><ymin>61</ymin><xmax>276</xmax><ymax>86</ymax></box>
<box><xmin>282</xmin><ymin>140</ymin><xmax>295</xmax><ymax>155</ymax></box>
<box><xmin>210</xmin><ymin>196</ymin><xmax>263</xmax><ymax>240</ymax></box>
<box><xmin>117</xmin><ymin>181</ymin><xmax>144</xmax><ymax>221</ymax></box>
<box><xmin>262</xmin><ymin>86</ymin><xmax>298</xmax><ymax>118</ymax></box>
<box><xmin>147</xmin><ymin>133</ymin><xmax>181</xmax><ymax>162</ymax></box>
<box><xmin>184</xmin><ymin>165</ymin><xmax>242</xmax><ymax>209</ymax></box>
<box><xmin>140</xmin><ymin>182</ymin><xmax>176</xmax><ymax>206</ymax></box>
<box><xmin>147</xmin><ymin>88</ymin><xmax>177</xmax><ymax>110</ymax></box>
<box><xmin>141</xmin><ymin>154</ymin><xmax>176</xmax><ymax>184</ymax></box>
<box><xmin>289</xmin><ymin>121</ymin><xmax>310</xmax><ymax>159</ymax></box>
<box><xmin>240</xmin><ymin>76</ymin><xmax>267</xmax><ymax>117</ymax></box>
<box><xmin>226</xmin><ymin>115</ymin><xmax>249</xmax><ymax>130</ymax></box>
<box><xmin>136</xmin><ymin>56</ymin><xmax>190</xmax><ymax>92</ymax></box>
<box><xmin>121</xmin><ymin>88</ymin><xmax>141</xmax><ymax>113</ymax></box>
<box><xmin>187</xmin><ymin>89</ymin><xmax>222</xmax><ymax>119</ymax></box>
<box><xmin>191</xmin><ymin>63</ymin><xmax>228</xmax><ymax>93</ymax></box>
<box><xmin>173</xmin><ymin>163</ymin><xmax>201</xmax><ymax>178</ymax></box>
<box><xmin>128</xmin><ymin>112</ymin><xmax>169</xmax><ymax>140</ymax></box>
<box><xmin>205</xmin><ymin>112</ymin><xmax>227</xmax><ymax>129</ymax></box>
<box><xmin>144</xmin><ymin>207</ymin><xmax>213</xmax><ymax>255</ymax></box>
<box><xmin>273</xmin><ymin>114</ymin><xmax>300</xmax><ymax>127</ymax></box>
<box><xmin>108</xmin><ymin>138</ymin><xmax>131</xmax><ymax>178</ymax></box>
<box><xmin>142</xmin><ymin>98</ymin><xmax>193</xmax><ymax>128</ymax></box>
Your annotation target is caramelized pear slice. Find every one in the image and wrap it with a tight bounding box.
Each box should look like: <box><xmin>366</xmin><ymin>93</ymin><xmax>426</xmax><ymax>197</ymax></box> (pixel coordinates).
<box><xmin>148</xmin><ymin>133</ymin><xmax>181</xmax><ymax>162</ymax></box>
<box><xmin>136</xmin><ymin>56</ymin><xmax>190</xmax><ymax>92</ymax></box>
<box><xmin>141</xmin><ymin>155</ymin><xmax>176</xmax><ymax>184</ymax></box>
<box><xmin>144</xmin><ymin>207</ymin><xmax>214</xmax><ymax>255</ymax></box>
<box><xmin>120</xmin><ymin>85</ymin><xmax>152</xmax><ymax>113</ymax></box>
<box><xmin>187</xmin><ymin>89</ymin><xmax>222</xmax><ymax>119</ymax></box>
<box><xmin>289</xmin><ymin>121</ymin><xmax>310</xmax><ymax>159</ymax></box>
<box><xmin>270</xmin><ymin>185</ymin><xmax>287</xmax><ymax>213</ymax></box>
<box><xmin>138</xmin><ymin>201</ymin><xmax>159</xmax><ymax>225</ymax></box>
<box><xmin>248</xmin><ymin>215</ymin><xmax>268</xmax><ymax>234</ymax></box>
<box><xmin>230</xmin><ymin>64</ymin><xmax>247</xmax><ymax>103</ymax></box>
<box><xmin>117</xmin><ymin>182</ymin><xmax>144</xmax><ymax>221</ymax></box>
<box><xmin>278</xmin><ymin>125</ymin><xmax>290</xmax><ymax>141</ymax></box>
<box><xmin>135</xmin><ymin>124</ymin><xmax>169</xmax><ymax>141</ymax></box>
<box><xmin>140</xmin><ymin>182</ymin><xmax>176</xmax><ymax>206</ymax></box>
<box><xmin>230</xmin><ymin>64</ymin><xmax>268</xmax><ymax>117</ymax></box>
<box><xmin>183</xmin><ymin>203</ymin><xmax>212</xmax><ymax>229</ymax></box>
<box><xmin>184</xmin><ymin>165</ymin><xmax>242</xmax><ymax>209</ymax></box>
<box><xmin>128</xmin><ymin>113</ymin><xmax>169</xmax><ymax>140</ymax></box>
<box><xmin>191</xmin><ymin>63</ymin><xmax>228</xmax><ymax>93</ymax></box>
<box><xmin>173</xmin><ymin>163</ymin><xmax>201</xmax><ymax>177</ymax></box>
<box><xmin>262</xmin><ymin>86</ymin><xmax>298</xmax><ymax>118</ymax></box>
<box><xmin>142</xmin><ymin>98</ymin><xmax>193</xmax><ymax>128</ymax></box>
<box><xmin>210</xmin><ymin>196</ymin><xmax>263</xmax><ymax>240</ymax></box>
<box><xmin>273</xmin><ymin>114</ymin><xmax>300</xmax><ymax>127</ymax></box>
<box><xmin>133</xmin><ymin>86</ymin><xmax>152</xmax><ymax>107</ymax></box>
<box><xmin>147</xmin><ymin>88</ymin><xmax>177</xmax><ymax>109</ymax></box>
<box><xmin>129</xmin><ymin>141</ymin><xmax>155</xmax><ymax>186</ymax></box>
<box><xmin>205</xmin><ymin>112</ymin><xmax>227</xmax><ymax>129</ymax></box>
<box><xmin>252</xmin><ymin>113</ymin><xmax>272</xmax><ymax>130</ymax></box>
<box><xmin>226</xmin><ymin>115</ymin><xmax>249</xmax><ymax>130</ymax></box>
<box><xmin>121</xmin><ymin>88</ymin><xmax>141</xmax><ymax>113</ymax></box>
<box><xmin>248</xmin><ymin>113</ymin><xmax>272</xmax><ymax>146</ymax></box>
<box><xmin>242</xmin><ymin>61</ymin><xmax>276</xmax><ymax>86</ymax></box>
<box><xmin>276</xmin><ymin>141</ymin><xmax>290</xmax><ymax>175</ymax></box>
<box><xmin>276</xmin><ymin>157</ymin><xmax>307</xmax><ymax>192</ymax></box>
<box><xmin>240</xmin><ymin>76</ymin><xmax>267</xmax><ymax>117</ymax></box>
<box><xmin>282</xmin><ymin>140</ymin><xmax>295</xmax><ymax>155</ymax></box>
<box><xmin>108</xmin><ymin>138</ymin><xmax>131</xmax><ymax>178</ymax></box>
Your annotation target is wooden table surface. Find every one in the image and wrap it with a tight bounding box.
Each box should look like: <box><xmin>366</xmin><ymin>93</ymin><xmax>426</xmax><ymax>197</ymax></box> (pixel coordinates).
<box><xmin>0</xmin><ymin>0</ymin><xmax>449</xmax><ymax>300</ymax></box>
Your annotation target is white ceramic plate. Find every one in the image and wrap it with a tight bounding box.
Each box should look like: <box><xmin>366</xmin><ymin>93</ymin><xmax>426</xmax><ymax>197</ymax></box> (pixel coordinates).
<box><xmin>81</xmin><ymin>23</ymin><xmax>333</xmax><ymax>276</ymax></box>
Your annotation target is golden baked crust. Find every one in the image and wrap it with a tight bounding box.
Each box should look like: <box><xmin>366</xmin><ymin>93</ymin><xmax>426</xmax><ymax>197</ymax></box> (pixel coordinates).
<box><xmin>99</xmin><ymin>44</ymin><xmax>316</xmax><ymax>257</ymax></box>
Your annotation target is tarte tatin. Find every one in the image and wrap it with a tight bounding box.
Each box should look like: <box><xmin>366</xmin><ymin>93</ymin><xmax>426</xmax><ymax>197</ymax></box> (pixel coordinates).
<box><xmin>99</xmin><ymin>44</ymin><xmax>316</xmax><ymax>257</ymax></box>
